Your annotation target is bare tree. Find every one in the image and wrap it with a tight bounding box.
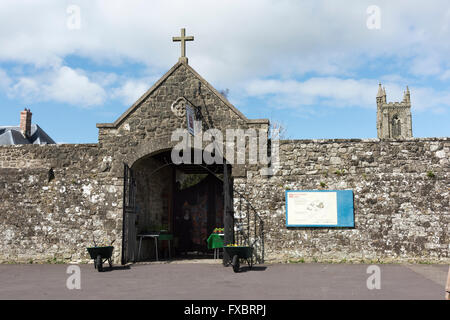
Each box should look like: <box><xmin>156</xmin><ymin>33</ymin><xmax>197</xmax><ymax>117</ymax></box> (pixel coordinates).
<box><xmin>269</xmin><ymin>119</ymin><xmax>288</xmax><ymax>140</ymax></box>
<box><xmin>219</xmin><ymin>88</ymin><xmax>230</xmax><ymax>99</ymax></box>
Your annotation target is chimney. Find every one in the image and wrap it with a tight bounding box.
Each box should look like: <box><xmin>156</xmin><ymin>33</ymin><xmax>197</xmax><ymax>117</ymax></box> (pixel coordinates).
<box><xmin>20</xmin><ymin>108</ymin><xmax>32</xmax><ymax>138</ymax></box>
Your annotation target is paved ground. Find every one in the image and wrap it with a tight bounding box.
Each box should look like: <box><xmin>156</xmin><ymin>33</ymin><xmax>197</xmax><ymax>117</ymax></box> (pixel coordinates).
<box><xmin>0</xmin><ymin>262</ymin><xmax>447</xmax><ymax>300</ymax></box>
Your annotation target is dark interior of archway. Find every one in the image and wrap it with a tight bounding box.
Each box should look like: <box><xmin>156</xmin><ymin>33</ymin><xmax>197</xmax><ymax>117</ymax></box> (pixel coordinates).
<box><xmin>132</xmin><ymin>149</ymin><xmax>227</xmax><ymax>261</ymax></box>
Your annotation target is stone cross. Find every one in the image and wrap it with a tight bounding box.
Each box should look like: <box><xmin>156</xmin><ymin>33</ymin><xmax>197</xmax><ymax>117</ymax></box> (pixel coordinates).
<box><xmin>172</xmin><ymin>28</ymin><xmax>194</xmax><ymax>62</ymax></box>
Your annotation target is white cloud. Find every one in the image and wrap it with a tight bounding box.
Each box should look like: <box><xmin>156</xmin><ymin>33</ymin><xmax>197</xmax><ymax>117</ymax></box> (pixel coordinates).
<box><xmin>0</xmin><ymin>0</ymin><xmax>449</xmax><ymax>116</ymax></box>
<box><xmin>0</xmin><ymin>69</ymin><xmax>12</xmax><ymax>90</ymax></box>
<box><xmin>112</xmin><ymin>78</ymin><xmax>156</xmax><ymax>105</ymax></box>
<box><xmin>10</xmin><ymin>77</ymin><xmax>39</xmax><ymax>98</ymax></box>
<box><xmin>244</xmin><ymin>77</ymin><xmax>450</xmax><ymax>114</ymax></box>
<box><xmin>440</xmin><ymin>70</ymin><xmax>450</xmax><ymax>81</ymax></box>
<box><xmin>245</xmin><ymin>77</ymin><xmax>375</xmax><ymax>109</ymax></box>
<box><xmin>7</xmin><ymin>66</ymin><xmax>106</xmax><ymax>107</ymax></box>
<box><xmin>44</xmin><ymin>66</ymin><xmax>106</xmax><ymax>106</ymax></box>
<box><xmin>411</xmin><ymin>87</ymin><xmax>450</xmax><ymax>113</ymax></box>
<box><xmin>410</xmin><ymin>55</ymin><xmax>443</xmax><ymax>77</ymax></box>
<box><xmin>0</xmin><ymin>0</ymin><xmax>449</xmax><ymax>83</ymax></box>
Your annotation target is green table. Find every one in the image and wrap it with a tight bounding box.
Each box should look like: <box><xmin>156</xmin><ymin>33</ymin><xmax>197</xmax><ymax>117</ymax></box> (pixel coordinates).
<box><xmin>207</xmin><ymin>233</ymin><xmax>224</xmax><ymax>259</ymax></box>
<box><xmin>158</xmin><ymin>234</ymin><xmax>173</xmax><ymax>241</ymax></box>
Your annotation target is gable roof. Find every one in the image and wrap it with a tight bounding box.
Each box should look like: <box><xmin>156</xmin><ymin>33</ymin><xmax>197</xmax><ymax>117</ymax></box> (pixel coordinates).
<box><xmin>0</xmin><ymin>124</ymin><xmax>56</xmax><ymax>145</ymax></box>
<box><xmin>96</xmin><ymin>60</ymin><xmax>269</xmax><ymax>128</ymax></box>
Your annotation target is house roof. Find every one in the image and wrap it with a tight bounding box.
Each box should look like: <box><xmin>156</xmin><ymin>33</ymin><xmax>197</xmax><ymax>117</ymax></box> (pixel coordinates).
<box><xmin>96</xmin><ymin>60</ymin><xmax>269</xmax><ymax>129</ymax></box>
<box><xmin>0</xmin><ymin>124</ymin><xmax>56</xmax><ymax>145</ymax></box>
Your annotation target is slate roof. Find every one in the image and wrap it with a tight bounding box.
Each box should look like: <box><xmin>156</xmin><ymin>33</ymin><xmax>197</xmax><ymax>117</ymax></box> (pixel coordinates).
<box><xmin>0</xmin><ymin>124</ymin><xmax>56</xmax><ymax>145</ymax></box>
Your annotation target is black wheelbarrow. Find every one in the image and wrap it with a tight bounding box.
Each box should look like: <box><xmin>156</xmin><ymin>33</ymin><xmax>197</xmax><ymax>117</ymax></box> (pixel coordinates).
<box><xmin>224</xmin><ymin>246</ymin><xmax>253</xmax><ymax>273</ymax></box>
<box><xmin>87</xmin><ymin>246</ymin><xmax>114</xmax><ymax>272</ymax></box>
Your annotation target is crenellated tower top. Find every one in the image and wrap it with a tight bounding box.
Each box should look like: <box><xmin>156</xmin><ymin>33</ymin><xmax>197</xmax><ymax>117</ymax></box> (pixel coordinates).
<box><xmin>376</xmin><ymin>83</ymin><xmax>413</xmax><ymax>139</ymax></box>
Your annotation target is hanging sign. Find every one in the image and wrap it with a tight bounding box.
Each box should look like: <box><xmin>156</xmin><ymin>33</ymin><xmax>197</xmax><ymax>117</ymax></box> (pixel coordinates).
<box><xmin>186</xmin><ymin>104</ymin><xmax>195</xmax><ymax>136</ymax></box>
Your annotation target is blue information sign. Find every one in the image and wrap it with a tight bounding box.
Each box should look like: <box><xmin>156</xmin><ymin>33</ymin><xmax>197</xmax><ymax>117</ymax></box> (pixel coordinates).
<box><xmin>285</xmin><ymin>190</ymin><xmax>354</xmax><ymax>227</ymax></box>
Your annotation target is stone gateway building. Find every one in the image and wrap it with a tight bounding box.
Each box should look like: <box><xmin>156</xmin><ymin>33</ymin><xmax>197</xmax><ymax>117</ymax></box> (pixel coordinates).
<box><xmin>0</xmin><ymin>30</ymin><xmax>449</xmax><ymax>265</ymax></box>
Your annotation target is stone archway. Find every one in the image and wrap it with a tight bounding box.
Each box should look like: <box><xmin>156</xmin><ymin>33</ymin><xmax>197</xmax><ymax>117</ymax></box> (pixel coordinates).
<box><xmin>123</xmin><ymin>135</ymin><xmax>176</xmax><ymax>169</ymax></box>
<box><xmin>121</xmin><ymin>147</ymin><xmax>232</xmax><ymax>264</ymax></box>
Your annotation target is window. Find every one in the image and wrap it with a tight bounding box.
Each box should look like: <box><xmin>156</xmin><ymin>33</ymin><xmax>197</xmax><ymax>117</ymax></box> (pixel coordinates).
<box><xmin>392</xmin><ymin>115</ymin><xmax>401</xmax><ymax>137</ymax></box>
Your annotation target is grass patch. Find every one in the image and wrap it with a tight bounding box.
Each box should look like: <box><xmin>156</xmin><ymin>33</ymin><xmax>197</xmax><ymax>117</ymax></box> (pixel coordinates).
<box><xmin>46</xmin><ymin>257</ymin><xmax>66</xmax><ymax>264</ymax></box>
<box><xmin>288</xmin><ymin>258</ymin><xmax>305</xmax><ymax>264</ymax></box>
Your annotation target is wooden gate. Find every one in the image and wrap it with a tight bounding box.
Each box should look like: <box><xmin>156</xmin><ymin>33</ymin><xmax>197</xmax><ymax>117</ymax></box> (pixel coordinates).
<box><xmin>122</xmin><ymin>163</ymin><xmax>137</xmax><ymax>264</ymax></box>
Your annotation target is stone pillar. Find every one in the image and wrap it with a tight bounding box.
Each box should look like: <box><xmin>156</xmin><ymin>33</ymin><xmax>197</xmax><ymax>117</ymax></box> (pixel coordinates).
<box><xmin>408</xmin><ymin>113</ymin><xmax>413</xmax><ymax>137</ymax></box>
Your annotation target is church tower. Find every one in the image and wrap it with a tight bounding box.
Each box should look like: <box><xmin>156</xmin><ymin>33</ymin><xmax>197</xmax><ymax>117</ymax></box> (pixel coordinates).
<box><xmin>376</xmin><ymin>83</ymin><xmax>413</xmax><ymax>139</ymax></box>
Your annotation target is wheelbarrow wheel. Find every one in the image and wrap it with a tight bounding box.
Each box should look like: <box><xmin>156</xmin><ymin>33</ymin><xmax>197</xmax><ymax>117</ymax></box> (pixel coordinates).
<box><xmin>232</xmin><ymin>255</ymin><xmax>240</xmax><ymax>273</ymax></box>
<box><xmin>96</xmin><ymin>255</ymin><xmax>103</xmax><ymax>272</ymax></box>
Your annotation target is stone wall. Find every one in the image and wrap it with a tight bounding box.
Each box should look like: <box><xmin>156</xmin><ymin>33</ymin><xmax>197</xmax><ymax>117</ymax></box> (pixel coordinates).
<box><xmin>0</xmin><ymin>138</ymin><xmax>448</xmax><ymax>264</ymax></box>
<box><xmin>235</xmin><ymin>137</ymin><xmax>449</xmax><ymax>263</ymax></box>
<box><xmin>0</xmin><ymin>144</ymin><xmax>123</xmax><ymax>263</ymax></box>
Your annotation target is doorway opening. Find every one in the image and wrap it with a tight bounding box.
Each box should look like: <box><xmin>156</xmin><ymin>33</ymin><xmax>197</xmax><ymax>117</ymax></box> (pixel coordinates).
<box><xmin>122</xmin><ymin>149</ymin><xmax>230</xmax><ymax>264</ymax></box>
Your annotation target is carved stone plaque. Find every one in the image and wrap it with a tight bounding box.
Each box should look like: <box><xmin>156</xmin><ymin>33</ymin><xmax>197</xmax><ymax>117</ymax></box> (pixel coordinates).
<box><xmin>171</xmin><ymin>97</ymin><xmax>187</xmax><ymax>118</ymax></box>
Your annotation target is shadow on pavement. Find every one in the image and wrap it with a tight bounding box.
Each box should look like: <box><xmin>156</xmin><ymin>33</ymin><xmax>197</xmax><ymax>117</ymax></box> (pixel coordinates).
<box><xmin>101</xmin><ymin>265</ymin><xmax>131</xmax><ymax>272</ymax></box>
<box><xmin>237</xmin><ymin>266</ymin><xmax>268</xmax><ymax>273</ymax></box>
